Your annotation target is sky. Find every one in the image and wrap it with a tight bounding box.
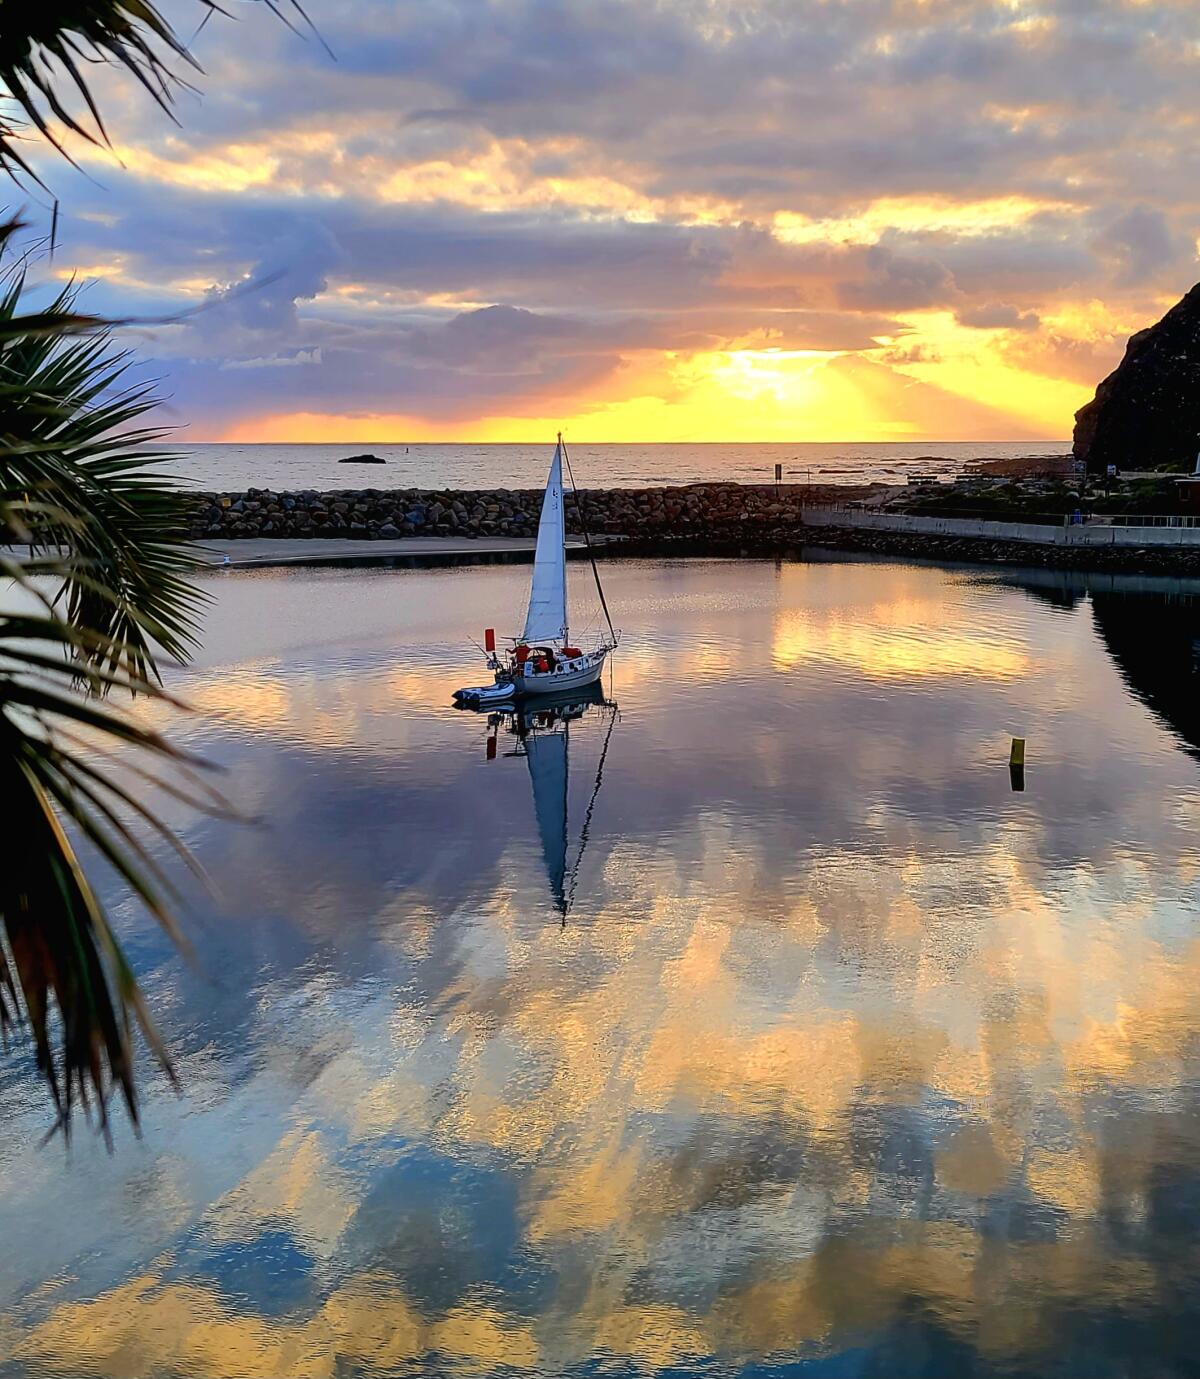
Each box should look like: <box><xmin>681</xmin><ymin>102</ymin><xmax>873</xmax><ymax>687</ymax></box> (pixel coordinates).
<box><xmin>14</xmin><ymin>0</ymin><xmax>1200</xmax><ymax>442</ymax></box>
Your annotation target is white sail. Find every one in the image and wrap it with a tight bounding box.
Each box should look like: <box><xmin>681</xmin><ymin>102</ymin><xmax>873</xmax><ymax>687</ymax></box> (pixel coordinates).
<box><xmin>522</xmin><ymin>443</ymin><xmax>568</xmax><ymax>644</ymax></box>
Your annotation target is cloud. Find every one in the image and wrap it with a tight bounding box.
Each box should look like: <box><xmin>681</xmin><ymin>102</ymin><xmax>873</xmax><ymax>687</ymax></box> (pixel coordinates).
<box><xmin>1000</xmin><ymin>330</ymin><xmax>1126</xmax><ymax>387</ymax></box>
<box><xmin>196</xmin><ymin>220</ymin><xmax>345</xmax><ymax>339</ymax></box>
<box><xmin>1091</xmin><ymin>205</ymin><xmax>1191</xmax><ymax>288</ymax></box>
<box><xmin>219</xmin><ymin>349</ymin><xmax>322</xmax><ymax>370</ymax></box>
<box><xmin>23</xmin><ymin>0</ymin><xmax>1200</xmax><ymax>436</ymax></box>
<box><xmin>836</xmin><ymin>246</ymin><xmax>957</xmax><ymax>312</ymax></box>
<box><xmin>955</xmin><ymin>303</ymin><xmax>1041</xmax><ymax>331</ymax></box>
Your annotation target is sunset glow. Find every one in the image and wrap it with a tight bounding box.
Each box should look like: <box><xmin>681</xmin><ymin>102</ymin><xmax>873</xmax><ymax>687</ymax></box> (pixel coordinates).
<box><xmin>224</xmin><ymin>341</ymin><xmax>1084</xmax><ymax>444</ymax></box>
<box><xmin>30</xmin><ymin>0</ymin><xmax>1200</xmax><ymax>442</ymax></box>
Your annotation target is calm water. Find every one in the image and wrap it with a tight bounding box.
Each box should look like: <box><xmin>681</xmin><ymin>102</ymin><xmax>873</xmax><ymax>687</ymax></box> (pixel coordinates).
<box><xmin>3</xmin><ymin>553</ymin><xmax>1200</xmax><ymax>1378</ymax></box>
<box><xmin>159</xmin><ymin>441</ymin><xmax>1069</xmax><ymax>492</ymax></box>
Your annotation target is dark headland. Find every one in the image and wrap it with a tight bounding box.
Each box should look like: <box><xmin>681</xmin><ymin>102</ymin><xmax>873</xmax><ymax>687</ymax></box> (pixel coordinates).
<box><xmin>1074</xmin><ymin>284</ymin><xmax>1200</xmax><ymax>473</ymax></box>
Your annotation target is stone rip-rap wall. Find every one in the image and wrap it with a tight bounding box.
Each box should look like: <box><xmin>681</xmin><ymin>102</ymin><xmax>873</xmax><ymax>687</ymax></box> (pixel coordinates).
<box><xmin>185</xmin><ymin>483</ymin><xmax>831</xmax><ymax>540</ymax></box>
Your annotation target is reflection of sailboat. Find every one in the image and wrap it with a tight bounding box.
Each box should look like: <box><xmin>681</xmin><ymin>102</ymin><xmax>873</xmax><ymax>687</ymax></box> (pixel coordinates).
<box><xmin>453</xmin><ymin>435</ymin><xmax>618</xmax><ymax>707</ymax></box>
<box><xmin>477</xmin><ymin>684</ymin><xmax>618</xmax><ymax>918</ymax></box>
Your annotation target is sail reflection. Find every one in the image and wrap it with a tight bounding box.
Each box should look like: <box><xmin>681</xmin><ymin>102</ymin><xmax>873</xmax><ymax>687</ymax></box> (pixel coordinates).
<box><xmin>464</xmin><ymin>684</ymin><xmax>618</xmax><ymax>918</ymax></box>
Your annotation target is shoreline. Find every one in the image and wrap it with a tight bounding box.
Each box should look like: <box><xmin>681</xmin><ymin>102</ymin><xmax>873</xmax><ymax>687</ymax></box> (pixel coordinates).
<box><xmin>607</xmin><ymin>527</ymin><xmax>1200</xmax><ymax>575</ymax></box>
<box><xmin>191</xmin><ymin>527</ymin><xmax>1200</xmax><ymax>578</ymax></box>
<box><xmin>195</xmin><ymin>534</ymin><xmax>590</xmax><ymax>568</ymax></box>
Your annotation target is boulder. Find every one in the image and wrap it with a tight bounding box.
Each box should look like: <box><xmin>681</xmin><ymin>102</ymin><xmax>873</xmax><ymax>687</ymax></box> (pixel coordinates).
<box><xmin>1074</xmin><ymin>283</ymin><xmax>1200</xmax><ymax>472</ymax></box>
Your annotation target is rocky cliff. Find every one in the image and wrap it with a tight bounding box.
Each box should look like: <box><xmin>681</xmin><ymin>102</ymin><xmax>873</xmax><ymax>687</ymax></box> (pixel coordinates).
<box><xmin>1074</xmin><ymin>283</ymin><xmax>1200</xmax><ymax>472</ymax></box>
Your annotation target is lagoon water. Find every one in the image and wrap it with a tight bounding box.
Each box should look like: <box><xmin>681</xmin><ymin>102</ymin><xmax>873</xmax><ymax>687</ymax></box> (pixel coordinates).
<box><xmin>3</xmin><ymin>552</ymin><xmax>1200</xmax><ymax>1377</ymax></box>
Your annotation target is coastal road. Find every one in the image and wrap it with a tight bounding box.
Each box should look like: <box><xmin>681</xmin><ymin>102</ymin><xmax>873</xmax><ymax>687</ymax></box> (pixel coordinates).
<box><xmin>196</xmin><ymin>535</ymin><xmax>593</xmax><ymax>569</ymax></box>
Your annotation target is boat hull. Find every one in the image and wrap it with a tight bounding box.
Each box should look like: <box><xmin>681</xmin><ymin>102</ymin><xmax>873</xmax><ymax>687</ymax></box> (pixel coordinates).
<box><xmin>515</xmin><ymin>650</ymin><xmax>606</xmax><ymax>697</ymax></box>
<box><xmin>454</xmin><ymin>649</ymin><xmax>607</xmax><ymax>706</ymax></box>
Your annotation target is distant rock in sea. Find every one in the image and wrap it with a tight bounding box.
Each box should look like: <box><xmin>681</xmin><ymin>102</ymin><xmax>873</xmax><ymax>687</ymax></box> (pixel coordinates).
<box><xmin>338</xmin><ymin>453</ymin><xmax>386</xmax><ymax>464</ymax></box>
<box><xmin>1074</xmin><ymin>284</ymin><xmax>1200</xmax><ymax>472</ymax></box>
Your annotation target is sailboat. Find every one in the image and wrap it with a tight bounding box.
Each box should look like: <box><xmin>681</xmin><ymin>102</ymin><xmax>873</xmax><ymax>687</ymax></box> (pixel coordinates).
<box><xmin>484</xmin><ymin>686</ymin><xmax>618</xmax><ymax>919</ymax></box>
<box><xmin>452</xmin><ymin>435</ymin><xmax>618</xmax><ymax>706</ymax></box>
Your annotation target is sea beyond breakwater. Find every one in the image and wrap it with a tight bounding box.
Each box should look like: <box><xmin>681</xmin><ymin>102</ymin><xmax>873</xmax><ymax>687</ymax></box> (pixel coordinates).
<box><xmin>186</xmin><ymin>480</ymin><xmax>1200</xmax><ymax>574</ymax></box>
<box><xmin>165</xmin><ymin>440</ymin><xmax>1070</xmax><ymax>492</ymax></box>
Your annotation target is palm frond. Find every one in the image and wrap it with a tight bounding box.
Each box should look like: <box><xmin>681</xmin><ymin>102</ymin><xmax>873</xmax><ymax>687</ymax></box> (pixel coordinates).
<box><xmin>0</xmin><ymin>0</ymin><xmax>203</xmax><ymax>179</ymax></box>
<box><xmin>0</xmin><ymin>269</ymin><xmax>208</xmax><ymax>683</ymax></box>
<box><xmin>0</xmin><ymin>219</ymin><xmax>223</xmax><ymax>1136</ymax></box>
<box><xmin>0</xmin><ymin>0</ymin><xmax>325</xmax><ymax>1136</ymax></box>
<box><xmin>0</xmin><ymin>220</ymin><xmax>101</xmax><ymax>340</ymax></box>
<box><xmin>0</xmin><ymin>1</ymin><xmax>327</xmax><ymax>183</ymax></box>
<box><xmin>0</xmin><ymin>600</ymin><xmax>226</xmax><ymax>1138</ymax></box>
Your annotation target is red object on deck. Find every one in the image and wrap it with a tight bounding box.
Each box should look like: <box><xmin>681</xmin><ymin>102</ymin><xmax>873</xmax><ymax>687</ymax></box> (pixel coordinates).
<box><xmin>562</xmin><ymin>647</ymin><xmax>581</xmax><ymax>658</ymax></box>
<box><xmin>515</xmin><ymin>644</ymin><xmax>530</xmax><ymax>665</ymax></box>
<box><xmin>484</xmin><ymin>628</ymin><xmax>496</xmax><ymax>652</ymax></box>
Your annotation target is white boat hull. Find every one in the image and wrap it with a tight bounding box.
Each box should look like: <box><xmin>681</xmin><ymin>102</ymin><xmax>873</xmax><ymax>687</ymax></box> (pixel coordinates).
<box><xmin>454</xmin><ymin>649</ymin><xmax>607</xmax><ymax>705</ymax></box>
<box><xmin>515</xmin><ymin>649</ymin><xmax>606</xmax><ymax>696</ymax></box>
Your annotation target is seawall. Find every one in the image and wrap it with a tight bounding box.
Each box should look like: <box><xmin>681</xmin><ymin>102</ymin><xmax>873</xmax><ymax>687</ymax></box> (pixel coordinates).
<box><xmin>185</xmin><ymin>483</ymin><xmax>836</xmax><ymax>542</ymax></box>
<box><xmin>184</xmin><ymin>484</ymin><xmax>1200</xmax><ymax>574</ymax></box>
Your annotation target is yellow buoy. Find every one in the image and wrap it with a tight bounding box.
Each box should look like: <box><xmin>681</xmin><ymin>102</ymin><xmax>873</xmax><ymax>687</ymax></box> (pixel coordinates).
<box><xmin>1009</xmin><ymin>737</ymin><xmax>1026</xmax><ymax>792</ymax></box>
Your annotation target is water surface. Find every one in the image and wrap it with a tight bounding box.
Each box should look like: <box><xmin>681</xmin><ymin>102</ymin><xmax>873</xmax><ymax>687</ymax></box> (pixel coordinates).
<box><xmin>2</xmin><ymin>554</ymin><xmax>1199</xmax><ymax>1378</ymax></box>
<box><xmin>159</xmin><ymin>440</ymin><xmax>1068</xmax><ymax>492</ymax></box>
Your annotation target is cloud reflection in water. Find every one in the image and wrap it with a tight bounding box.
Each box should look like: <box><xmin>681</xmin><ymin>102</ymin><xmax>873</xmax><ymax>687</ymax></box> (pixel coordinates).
<box><xmin>3</xmin><ymin>555</ymin><xmax>1200</xmax><ymax>1377</ymax></box>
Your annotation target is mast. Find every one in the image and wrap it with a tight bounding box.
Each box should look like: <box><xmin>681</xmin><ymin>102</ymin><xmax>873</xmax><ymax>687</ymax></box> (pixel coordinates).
<box><xmin>563</xmin><ymin>443</ymin><xmax>569</xmax><ymax>646</ymax></box>
<box><xmin>562</xmin><ymin>719</ymin><xmax>570</xmax><ymax>919</ymax></box>
<box><xmin>565</xmin><ymin>699</ymin><xmax>618</xmax><ymax>918</ymax></box>
<box><xmin>560</xmin><ymin>434</ymin><xmax>617</xmax><ymax>647</ymax></box>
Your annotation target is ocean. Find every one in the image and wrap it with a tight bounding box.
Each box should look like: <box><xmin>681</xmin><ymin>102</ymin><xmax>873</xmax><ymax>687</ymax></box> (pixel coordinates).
<box><xmin>159</xmin><ymin>440</ymin><xmax>1069</xmax><ymax>491</ymax></box>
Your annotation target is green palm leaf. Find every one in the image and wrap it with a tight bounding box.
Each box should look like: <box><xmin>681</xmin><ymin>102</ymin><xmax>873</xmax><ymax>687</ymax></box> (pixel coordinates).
<box><xmin>0</xmin><ymin>240</ymin><xmax>217</xmax><ymax>1135</ymax></box>
<box><xmin>0</xmin><ymin>597</ymin><xmax>228</xmax><ymax>1137</ymax></box>
<box><xmin>0</xmin><ymin>0</ymin><xmax>319</xmax><ymax>1136</ymax></box>
<box><xmin>0</xmin><ymin>0</ymin><xmax>325</xmax><ymax>183</ymax></box>
<box><xmin>0</xmin><ymin>271</ymin><xmax>208</xmax><ymax>681</ymax></box>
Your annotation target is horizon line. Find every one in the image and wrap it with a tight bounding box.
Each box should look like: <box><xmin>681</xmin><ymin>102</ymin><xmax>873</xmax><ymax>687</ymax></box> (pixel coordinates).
<box><xmin>170</xmin><ymin>437</ymin><xmax>1074</xmax><ymax>447</ymax></box>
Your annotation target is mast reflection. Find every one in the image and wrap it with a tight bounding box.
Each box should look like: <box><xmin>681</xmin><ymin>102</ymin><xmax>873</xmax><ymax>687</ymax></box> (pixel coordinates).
<box><xmin>460</xmin><ymin>684</ymin><xmax>619</xmax><ymax>919</ymax></box>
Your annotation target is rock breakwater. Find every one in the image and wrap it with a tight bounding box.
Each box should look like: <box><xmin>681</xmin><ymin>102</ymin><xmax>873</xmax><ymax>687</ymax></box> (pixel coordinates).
<box><xmin>185</xmin><ymin>483</ymin><xmax>855</xmax><ymax>542</ymax></box>
<box><xmin>182</xmin><ymin>482</ymin><xmax>1200</xmax><ymax>575</ymax></box>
